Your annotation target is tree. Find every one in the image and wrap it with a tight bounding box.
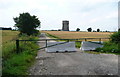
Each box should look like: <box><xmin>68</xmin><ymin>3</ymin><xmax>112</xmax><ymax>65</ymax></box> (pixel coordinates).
<box><xmin>119</xmin><ymin>28</ymin><xmax>120</xmax><ymax>31</ymax></box>
<box><xmin>97</xmin><ymin>29</ymin><xmax>100</xmax><ymax>32</ymax></box>
<box><xmin>13</xmin><ymin>12</ymin><xmax>40</xmax><ymax>36</ymax></box>
<box><xmin>76</xmin><ymin>28</ymin><xmax>80</xmax><ymax>31</ymax></box>
<box><xmin>87</xmin><ymin>28</ymin><xmax>92</xmax><ymax>32</ymax></box>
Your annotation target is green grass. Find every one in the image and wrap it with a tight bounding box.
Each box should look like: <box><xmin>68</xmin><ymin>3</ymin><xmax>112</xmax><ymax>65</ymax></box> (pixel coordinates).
<box><xmin>2</xmin><ymin>31</ymin><xmax>39</xmax><ymax>75</ymax></box>
<box><xmin>3</xmin><ymin>52</ymin><xmax>34</xmax><ymax>75</ymax></box>
<box><xmin>46</xmin><ymin>33</ymin><xmax>60</xmax><ymax>39</ymax></box>
<box><xmin>2</xmin><ymin>41</ymin><xmax>16</xmax><ymax>60</ymax></box>
<box><xmin>95</xmin><ymin>41</ymin><xmax>120</xmax><ymax>55</ymax></box>
<box><xmin>75</xmin><ymin>41</ymin><xmax>81</xmax><ymax>48</ymax></box>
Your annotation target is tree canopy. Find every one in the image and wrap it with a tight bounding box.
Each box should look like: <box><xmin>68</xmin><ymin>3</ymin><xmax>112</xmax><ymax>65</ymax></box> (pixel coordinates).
<box><xmin>13</xmin><ymin>12</ymin><xmax>40</xmax><ymax>36</ymax></box>
<box><xmin>110</xmin><ymin>31</ymin><xmax>120</xmax><ymax>44</ymax></box>
<box><xmin>87</xmin><ymin>28</ymin><xmax>92</xmax><ymax>32</ymax></box>
<box><xmin>97</xmin><ymin>29</ymin><xmax>100</xmax><ymax>32</ymax></box>
<box><xmin>76</xmin><ymin>28</ymin><xmax>80</xmax><ymax>31</ymax></box>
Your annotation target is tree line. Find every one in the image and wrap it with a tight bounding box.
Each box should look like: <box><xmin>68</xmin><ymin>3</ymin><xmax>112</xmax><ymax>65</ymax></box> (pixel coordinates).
<box><xmin>13</xmin><ymin>12</ymin><xmax>118</xmax><ymax>36</ymax></box>
<box><xmin>76</xmin><ymin>28</ymin><xmax>110</xmax><ymax>32</ymax></box>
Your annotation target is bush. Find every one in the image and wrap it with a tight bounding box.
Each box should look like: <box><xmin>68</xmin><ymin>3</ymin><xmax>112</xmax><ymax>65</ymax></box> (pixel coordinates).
<box><xmin>96</xmin><ymin>41</ymin><xmax>119</xmax><ymax>53</ymax></box>
<box><xmin>95</xmin><ymin>31</ymin><xmax>120</xmax><ymax>54</ymax></box>
<box><xmin>110</xmin><ymin>31</ymin><xmax>120</xmax><ymax>44</ymax></box>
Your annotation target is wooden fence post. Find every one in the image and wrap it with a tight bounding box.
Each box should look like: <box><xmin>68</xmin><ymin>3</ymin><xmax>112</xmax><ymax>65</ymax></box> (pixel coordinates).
<box><xmin>16</xmin><ymin>40</ymin><xmax>19</xmax><ymax>53</ymax></box>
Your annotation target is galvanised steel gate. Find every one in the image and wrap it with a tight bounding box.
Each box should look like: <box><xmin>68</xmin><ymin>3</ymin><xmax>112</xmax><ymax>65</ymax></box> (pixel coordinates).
<box><xmin>16</xmin><ymin>38</ymin><xmax>110</xmax><ymax>53</ymax></box>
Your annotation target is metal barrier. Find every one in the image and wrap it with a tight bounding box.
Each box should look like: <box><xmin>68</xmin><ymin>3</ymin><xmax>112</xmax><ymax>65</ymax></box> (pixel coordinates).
<box><xmin>16</xmin><ymin>38</ymin><xmax>110</xmax><ymax>53</ymax></box>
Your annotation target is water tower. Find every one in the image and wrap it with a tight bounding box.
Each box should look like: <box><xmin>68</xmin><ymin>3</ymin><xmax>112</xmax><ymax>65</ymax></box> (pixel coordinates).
<box><xmin>62</xmin><ymin>20</ymin><xmax>69</xmax><ymax>31</ymax></box>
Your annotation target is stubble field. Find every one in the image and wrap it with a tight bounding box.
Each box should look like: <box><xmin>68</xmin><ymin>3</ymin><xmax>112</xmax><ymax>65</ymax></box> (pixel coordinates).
<box><xmin>42</xmin><ymin>31</ymin><xmax>113</xmax><ymax>41</ymax></box>
<box><xmin>2</xmin><ymin>30</ymin><xmax>19</xmax><ymax>43</ymax></box>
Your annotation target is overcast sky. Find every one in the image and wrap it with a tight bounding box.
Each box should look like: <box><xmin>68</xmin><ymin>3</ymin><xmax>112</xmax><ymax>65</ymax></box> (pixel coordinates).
<box><xmin>0</xmin><ymin>0</ymin><xmax>119</xmax><ymax>31</ymax></box>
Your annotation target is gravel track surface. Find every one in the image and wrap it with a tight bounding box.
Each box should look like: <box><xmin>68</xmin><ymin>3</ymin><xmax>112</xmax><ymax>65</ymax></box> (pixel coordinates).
<box><xmin>28</xmin><ymin>33</ymin><xmax>118</xmax><ymax>75</ymax></box>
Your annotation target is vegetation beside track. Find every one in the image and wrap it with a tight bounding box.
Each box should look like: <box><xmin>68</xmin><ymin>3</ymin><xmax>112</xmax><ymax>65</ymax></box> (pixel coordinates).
<box><xmin>2</xmin><ymin>30</ymin><xmax>39</xmax><ymax>75</ymax></box>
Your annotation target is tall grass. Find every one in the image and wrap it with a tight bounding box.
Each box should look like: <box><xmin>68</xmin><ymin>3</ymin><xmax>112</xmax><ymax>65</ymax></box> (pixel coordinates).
<box><xmin>96</xmin><ymin>41</ymin><xmax>119</xmax><ymax>55</ymax></box>
<box><xmin>2</xmin><ymin>41</ymin><xmax>16</xmax><ymax>60</ymax></box>
<box><xmin>2</xmin><ymin>31</ymin><xmax>39</xmax><ymax>75</ymax></box>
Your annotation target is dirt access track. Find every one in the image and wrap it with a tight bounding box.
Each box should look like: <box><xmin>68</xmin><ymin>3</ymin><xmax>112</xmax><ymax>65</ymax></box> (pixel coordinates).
<box><xmin>28</xmin><ymin>33</ymin><xmax>118</xmax><ymax>75</ymax></box>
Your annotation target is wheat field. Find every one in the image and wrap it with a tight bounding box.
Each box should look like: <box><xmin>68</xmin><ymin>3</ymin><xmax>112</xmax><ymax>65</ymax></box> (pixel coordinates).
<box><xmin>2</xmin><ymin>30</ymin><xmax>19</xmax><ymax>43</ymax></box>
<box><xmin>42</xmin><ymin>31</ymin><xmax>113</xmax><ymax>41</ymax></box>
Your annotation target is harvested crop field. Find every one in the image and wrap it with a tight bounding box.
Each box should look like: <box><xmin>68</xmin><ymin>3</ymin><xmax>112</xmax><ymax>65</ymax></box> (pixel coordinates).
<box><xmin>2</xmin><ymin>30</ymin><xmax>19</xmax><ymax>43</ymax></box>
<box><xmin>42</xmin><ymin>31</ymin><xmax>113</xmax><ymax>41</ymax></box>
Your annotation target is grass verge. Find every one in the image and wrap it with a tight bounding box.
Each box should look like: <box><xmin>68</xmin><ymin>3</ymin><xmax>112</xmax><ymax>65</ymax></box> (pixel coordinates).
<box><xmin>2</xmin><ymin>34</ymin><xmax>39</xmax><ymax>75</ymax></box>
<box><xmin>46</xmin><ymin>33</ymin><xmax>59</xmax><ymax>39</ymax></box>
<box><xmin>95</xmin><ymin>41</ymin><xmax>120</xmax><ymax>55</ymax></box>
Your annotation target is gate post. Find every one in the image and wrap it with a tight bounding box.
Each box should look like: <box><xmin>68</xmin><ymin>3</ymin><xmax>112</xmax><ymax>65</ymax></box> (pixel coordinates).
<box><xmin>46</xmin><ymin>40</ymin><xmax>47</xmax><ymax>48</ymax></box>
<box><xmin>99</xmin><ymin>38</ymin><xmax>101</xmax><ymax>43</ymax></box>
<box><xmin>16</xmin><ymin>40</ymin><xmax>19</xmax><ymax>53</ymax></box>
